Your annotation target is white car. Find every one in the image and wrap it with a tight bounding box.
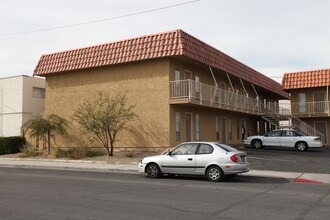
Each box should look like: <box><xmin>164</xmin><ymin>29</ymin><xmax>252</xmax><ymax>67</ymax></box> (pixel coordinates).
<box><xmin>243</xmin><ymin>129</ymin><xmax>323</xmax><ymax>151</ymax></box>
<box><xmin>138</xmin><ymin>142</ymin><xmax>249</xmax><ymax>182</ymax></box>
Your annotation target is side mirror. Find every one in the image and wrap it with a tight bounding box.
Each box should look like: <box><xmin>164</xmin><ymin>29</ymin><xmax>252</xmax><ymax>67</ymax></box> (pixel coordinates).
<box><xmin>168</xmin><ymin>150</ymin><xmax>172</xmax><ymax>156</ymax></box>
<box><xmin>264</xmin><ymin>134</ymin><xmax>268</xmax><ymax>137</ymax></box>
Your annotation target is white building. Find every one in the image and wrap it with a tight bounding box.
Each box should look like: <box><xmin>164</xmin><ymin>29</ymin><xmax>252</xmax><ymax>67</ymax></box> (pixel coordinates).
<box><xmin>0</xmin><ymin>75</ymin><xmax>45</xmax><ymax>137</ymax></box>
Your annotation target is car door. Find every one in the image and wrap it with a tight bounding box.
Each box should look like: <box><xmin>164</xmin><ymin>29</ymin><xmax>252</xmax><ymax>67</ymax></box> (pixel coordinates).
<box><xmin>194</xmin><ymin>143</ymin><xmax>215</xmax><ymax>175</ymax></box>
<box><xmin>280</xmin><ymin>130</ymin><xmax>299</xmax><ymax>148</ymax></box>
<box><xmin>161</xmin><ymin>143</ymin><xmax>197</xmax><ymax>175</ymax></box>
<box><xmin>262</xmin><ymin>130</ymin><xmax>282</xmax><ymax>147</ymax></box>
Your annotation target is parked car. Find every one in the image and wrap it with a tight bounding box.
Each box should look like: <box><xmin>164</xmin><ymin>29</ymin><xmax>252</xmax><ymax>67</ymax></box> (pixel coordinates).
<box><xmin>138</xmin><ymin>142</ymin><xmax>249</xmax><ymax>182</ymax></box>
<box><xmin>243</xmin><ymin>129</ymin><xmax>323</xmax><ymax>151</ymax></box>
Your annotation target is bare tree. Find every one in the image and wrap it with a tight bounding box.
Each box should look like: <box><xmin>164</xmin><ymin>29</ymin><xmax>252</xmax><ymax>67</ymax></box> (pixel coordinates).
<box><xmin>74</xmin><ymin>93</ymin><xmax>137</xmax><ymax>156</ymax></box>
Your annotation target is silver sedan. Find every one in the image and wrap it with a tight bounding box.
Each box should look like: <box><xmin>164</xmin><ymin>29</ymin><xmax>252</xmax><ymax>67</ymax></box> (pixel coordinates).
<box><xmin>138</xmin><ymin>142</ymin><xmax>249</xmax><ymax>182</ymax></box>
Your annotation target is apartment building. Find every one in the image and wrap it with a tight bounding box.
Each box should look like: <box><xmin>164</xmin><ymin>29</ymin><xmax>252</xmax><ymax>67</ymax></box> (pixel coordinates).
<box><xmin>282</xmin><ymin>68</ymin><xmax>330</xmax><ymax>145</ymax></box>
<box><xmin>33</xmin><ymin>29</ymin><xmax>288</xmax><ymax>151</ymax></box>
<box><xmin>0</xmin><ymin>75</ymin><xmax>45</xmax><ymax>136</ymax></box>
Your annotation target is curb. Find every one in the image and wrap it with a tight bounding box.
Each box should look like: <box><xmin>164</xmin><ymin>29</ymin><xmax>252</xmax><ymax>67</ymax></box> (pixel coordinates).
<box><xmin>1</xmin><ymin>158</ymin><xmax>330</xmax><ymax>184</ymax></box>
<box><xmin>295</xmin><ymin>178</ymin><xmax>323</xmax><ymax>184</ymax></box>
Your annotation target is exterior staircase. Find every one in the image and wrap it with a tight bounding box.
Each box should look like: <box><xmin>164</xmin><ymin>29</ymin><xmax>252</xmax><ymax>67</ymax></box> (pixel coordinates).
<box><xmin>261</xmin><ymin>107</ymin><xmax>325</xmax><ymax>143</ymax></box>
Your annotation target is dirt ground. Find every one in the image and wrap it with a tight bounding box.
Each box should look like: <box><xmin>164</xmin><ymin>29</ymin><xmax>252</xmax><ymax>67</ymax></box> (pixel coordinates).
<box><xmin>0</xmin><ymin>150</ymin><xmax>160</xmax><ymax>165</ymax></box>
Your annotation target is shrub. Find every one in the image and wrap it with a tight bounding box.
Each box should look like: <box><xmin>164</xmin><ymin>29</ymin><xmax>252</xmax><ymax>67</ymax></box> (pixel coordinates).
<box><xmin>54</xmin><ymin>148</ymin><xmax>69</xmax><ymax>158</ymax></box>
<box><xmin>19</xmin><ymin>148</ymin><xmax>42</xmax><ymax>157</ymax></box>
<box><xmin>0</xmin><ymin>136</ymin><xmax>24</xmax><ymax>155</ymax></box>
<box><xmin>54</xmin><ymin>148</ymin><xmax>106</xmax><ymax>159</ymax></box>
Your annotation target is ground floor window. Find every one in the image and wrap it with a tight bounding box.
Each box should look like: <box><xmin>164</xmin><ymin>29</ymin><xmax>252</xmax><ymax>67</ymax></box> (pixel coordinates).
<box><xmin>196</xmin><ymin>113</ymin><xmax>200</xmax><ymax>141</ymax></box>
<box><xmin>216</xmin><ymin>116</ymin><xmax>220</xmax><ymax>140</ymax></box>
<box><xmin>176</xmin><ymin>112</ymin><xmax>180</xmax><ymax>141</ymax></box>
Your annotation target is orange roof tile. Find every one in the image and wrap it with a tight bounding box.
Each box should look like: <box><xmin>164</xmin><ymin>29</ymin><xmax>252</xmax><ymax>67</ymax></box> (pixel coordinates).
<box><xmin>33</xmin><ymin>29</ymin><xmax>288</xmax><ymax>99</ymax></box>
<box><xmin>282</xmin><ymin>68</ymin><xmax>330</xmax><ymax>90</ymax></box>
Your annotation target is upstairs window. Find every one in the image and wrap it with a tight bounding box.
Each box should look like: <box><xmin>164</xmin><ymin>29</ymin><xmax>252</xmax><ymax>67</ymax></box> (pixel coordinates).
<box><xmin>33</xmin><ymin>87</ymin><xmax>45</xmax><ymax>99</ymax></box>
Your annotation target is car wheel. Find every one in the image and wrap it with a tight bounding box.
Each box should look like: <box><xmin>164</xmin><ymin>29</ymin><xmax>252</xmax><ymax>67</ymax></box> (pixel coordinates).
<box><xmin>252</xmin><ymin>139</ymin><xmax>263</xmax><ymax>149</ymax></box>
<box><xmin>146</xmin><ymin>163</ymin><xmax>161</xmax><ymax>178</ymax></box>
<box><xmin>206</xmin><ymin>166</ymin><xmax>224</xmax><ymax>182</ymax></box>
<box><xmin>296</xmin><ymin>142</ymin><xmax>308</xmax><ymax>152</ymax></box>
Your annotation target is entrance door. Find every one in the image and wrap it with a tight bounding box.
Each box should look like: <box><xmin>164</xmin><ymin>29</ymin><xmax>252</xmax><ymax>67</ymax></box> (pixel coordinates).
<box><xmin>315</xmin><ymin>121</ymin><xmax>327</xmax><ymax>144</ymax></box>
<box><xmin>185</xmin><ymin>113</ymin><xmax>192</xmax><ymax>142</ymax></box>
<box><xmin>221</xmin><ymin>117</ymin><xmax>227</xmax><ymax>143</ymax></box>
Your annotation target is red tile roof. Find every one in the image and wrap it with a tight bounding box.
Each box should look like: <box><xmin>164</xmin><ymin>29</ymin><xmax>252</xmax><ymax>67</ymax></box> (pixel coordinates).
<box><xmin>282</xmin><ymin>68</ymin><xmax>330</xmax><ymax>90</ymax></box>
<box><xmin>33</xmin><ymin>29</ymin><xmax>288</xmax><ymax>99</ymax></box>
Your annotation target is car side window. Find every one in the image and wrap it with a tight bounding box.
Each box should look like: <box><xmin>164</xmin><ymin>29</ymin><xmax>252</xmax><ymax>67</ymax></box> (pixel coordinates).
<box><xmin>197</xmin><ymin>144</ymin><xmax>214</xmax><ymax>154</ymax></box>
<box><xmin>267</xmin><ymin>130</ymin><xmax>281</xmax><ymax>137</ymax></box>
<box><xmin>171</xmin><ymin>143</ymin><xmax>198</xmax><ymax>155</ymax></box>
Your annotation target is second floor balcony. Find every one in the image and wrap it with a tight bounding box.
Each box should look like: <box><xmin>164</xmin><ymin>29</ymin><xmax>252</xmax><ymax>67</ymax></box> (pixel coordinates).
<box><xmin>289</xmin><ymin>101</ymin><xmax>330</xmax><ymax>117</ymax></box>
<box><xmin>169</xmin><ymin>79</ymin><xmax>281</xmax><ymax>116</ymax></box>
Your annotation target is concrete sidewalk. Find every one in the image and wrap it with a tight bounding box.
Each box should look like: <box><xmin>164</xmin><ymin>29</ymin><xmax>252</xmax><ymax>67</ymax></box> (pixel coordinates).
<box><xmin>1</xmin><ymin>158</ymin><xmax>330</xmax><ymax>184</ymax></box>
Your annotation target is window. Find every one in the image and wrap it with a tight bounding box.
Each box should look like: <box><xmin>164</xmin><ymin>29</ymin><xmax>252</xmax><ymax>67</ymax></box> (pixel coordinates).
<box><xmin>196</xmin><ymin>114</ymin><xmax>200</xmax><ymax>141</ymax></box>
<box><xmin>174</xmin><ymin>69</ymin><xmax>180</xmax><ymax>97</ymax></box>
<box><xmin>228</xmin><ymin>118</ymin><xmax>232</xmax><ymax>140</ymax></box>
<box><xmin>33</xmin><ymin>87</ymin><xmax>45</xmax><ymax>98</ymax></box>
<box><xmin>266</xmin><ymin>130</ymin><xmax>282</xmax><ymax>137</ymax></box>
<box><xmin>197</xmin><ymin>144</ymin><xmax>213</xmax><ymax>154</ymax></box>
<box><xmin>298</xmin><ymin>93</ymin><xmax>306</xmax><ymax>113</ymax></box>
<box><xmin>175</xmin><ymin>112</ymin><xmax>180</xmax><ymax>141</ymax></box>
<box><xmin>172</xmin><ymin>143</ymin><xmax>198</xmax><ymax>155</ymax></box>
<box><xmin>236</xmin><ymin>119</ymin><xmax>240</xmax><ymax>139</ymax></box>
<box><xmin>216</xmin><ymin>116</ymin><xmax>220</xmax><ymax>140</ymax></box>
<box><xmin>195</xmin><ymin>75</ymin><xmax>200</xmax><ymax>98</ymax></box>
<box><xmin>216</xmin><ymin>143</ymin><xmax>237</xmax><ymax>152</ymax></box>
<box><xmin>282</xmin><ymin>130</ymin><xmax>303</xmax><ymax>137</ymax></box>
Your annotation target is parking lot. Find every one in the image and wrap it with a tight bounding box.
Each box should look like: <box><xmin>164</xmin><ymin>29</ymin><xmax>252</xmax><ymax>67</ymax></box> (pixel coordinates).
<box><xmin>242</xmin><ymin>145</ymin><xmax>330</xmax><ymax>174</ymax></box>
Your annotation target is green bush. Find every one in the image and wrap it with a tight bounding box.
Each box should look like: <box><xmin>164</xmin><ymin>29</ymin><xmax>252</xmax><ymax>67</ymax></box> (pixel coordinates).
<box><xmin>19</xmin><ymin>148</ymin><xmax>42</xmax><ymax>157</ymax></box>
<box><xmin>54</xmin><ymin>148</ymin><xmax>106</xmax><ymax>159</ymax></box>
<box><xmin>0</xmin><ymin>136</ymin><xmax>24</xmax><ymax>155</ymax></box>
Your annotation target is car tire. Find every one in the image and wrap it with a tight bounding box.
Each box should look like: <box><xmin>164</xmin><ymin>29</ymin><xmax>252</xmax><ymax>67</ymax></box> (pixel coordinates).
<box><xmin>296</xmin><ymin>142</ymin><xmax>308</xmax><ymax>152</ymax></box>
<box><xmin>146</xmin><ymin>163</ymin><xmax>162</xmax><ymax>178</ymax></box>
<box><xmin>252</xmin><ymin>139</ymin><xmax>263</xmax><ymax>149</ymax></box>
<box><xmin>206</xmin><ymin>166</ymin><xmax>224</xmax><ymax>182</ymax></box>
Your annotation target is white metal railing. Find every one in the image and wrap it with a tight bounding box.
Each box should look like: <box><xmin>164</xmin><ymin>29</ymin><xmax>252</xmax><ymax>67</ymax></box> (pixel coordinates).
<box><xmin>286</xmin><ymin>101</ymin><xmax>330</xmax><ymax>116</ymax></box>
<box><xmin>292</xmin><ymin>116</ymin><xmax>325</xmax><ymax>144</ymax></box>
<box><xmin>170</xmin><ymin>80</ymin><xmax>326</xmax><ymax>144</ymax></box>
<box><xmin>169</xmin><ymin>79</ymin><xmax>280</xmax><ymax>115</ymax></box>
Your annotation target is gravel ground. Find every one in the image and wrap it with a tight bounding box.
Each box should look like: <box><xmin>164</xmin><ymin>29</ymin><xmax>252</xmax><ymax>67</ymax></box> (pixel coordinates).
<box><xmin>0</xmin><ymin>150</ymin><xmax>160</xmax><ymax>165</ymax></box>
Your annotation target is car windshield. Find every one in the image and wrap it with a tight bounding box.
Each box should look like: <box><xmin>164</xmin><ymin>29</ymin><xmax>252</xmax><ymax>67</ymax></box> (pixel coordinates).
<box><xmin>215</xmin><ymin>143</ymin><xmax>238</xmax><ymax>152</ymax></box>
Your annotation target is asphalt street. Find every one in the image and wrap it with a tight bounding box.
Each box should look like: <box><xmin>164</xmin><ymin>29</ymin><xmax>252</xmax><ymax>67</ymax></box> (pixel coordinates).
<box><xmin>242</xmin><ymin>146</ymin><xmax>330</xmax><ymax>174</ymax></box>
<box><xmin>1</xmin><ymin>167</ymin><xmax>329</xmax><ymax>220</ymax></box>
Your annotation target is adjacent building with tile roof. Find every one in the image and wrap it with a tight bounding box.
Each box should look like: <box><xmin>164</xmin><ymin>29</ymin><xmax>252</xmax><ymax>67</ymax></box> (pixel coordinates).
<box><xmin>282</xmin><ymin>68</ymin><xmax>330</xmax><ymax>144</ymax></box>
<box><xmin>33</xmin><ymin>29</ymin><xmax>288</xmax><ymax>151</ymax></box>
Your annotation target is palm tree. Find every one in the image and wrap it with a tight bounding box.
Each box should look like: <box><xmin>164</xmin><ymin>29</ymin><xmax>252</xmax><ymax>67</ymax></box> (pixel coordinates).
<box><xmin>22</xmin><ymin>114</ymin><xmax>69</xmax><ymax>154</ymax></box>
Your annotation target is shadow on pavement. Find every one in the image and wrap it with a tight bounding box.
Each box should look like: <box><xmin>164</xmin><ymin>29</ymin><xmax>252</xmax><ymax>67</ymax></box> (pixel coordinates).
<box><xmin>159</xmin><ymin>174</ymin><xmax>291</xmax><ymax>184</ymax></box>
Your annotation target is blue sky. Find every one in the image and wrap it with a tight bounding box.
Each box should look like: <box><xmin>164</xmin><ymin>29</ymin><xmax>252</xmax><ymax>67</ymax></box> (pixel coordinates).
<box><xmin>1</xmin><ymin>0</ymin><xmax>329</xmax><ymax>83</ymax></box>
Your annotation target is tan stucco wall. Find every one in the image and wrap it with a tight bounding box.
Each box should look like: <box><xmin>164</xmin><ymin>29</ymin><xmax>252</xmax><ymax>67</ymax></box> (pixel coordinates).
<box><xmin>45</xmin><ymin>59</ymin><xmax>170</xmax><ymax>151</ymax></box>
<box><xmin>169</xmin><ymin>105</ymin><xmax>260</xmax><ymax>147</ymax></box>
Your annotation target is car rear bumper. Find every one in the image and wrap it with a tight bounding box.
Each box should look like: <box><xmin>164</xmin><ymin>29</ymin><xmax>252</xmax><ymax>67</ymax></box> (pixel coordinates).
<box><xmin>221</xmin><ymin>163</ymin><xmax>250</xmax><ymax>175</ymax></box>
<box><xmin>308</xmin><ymin>142</ymin><xmax>324</xmax><ymax>148</ymax></box>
